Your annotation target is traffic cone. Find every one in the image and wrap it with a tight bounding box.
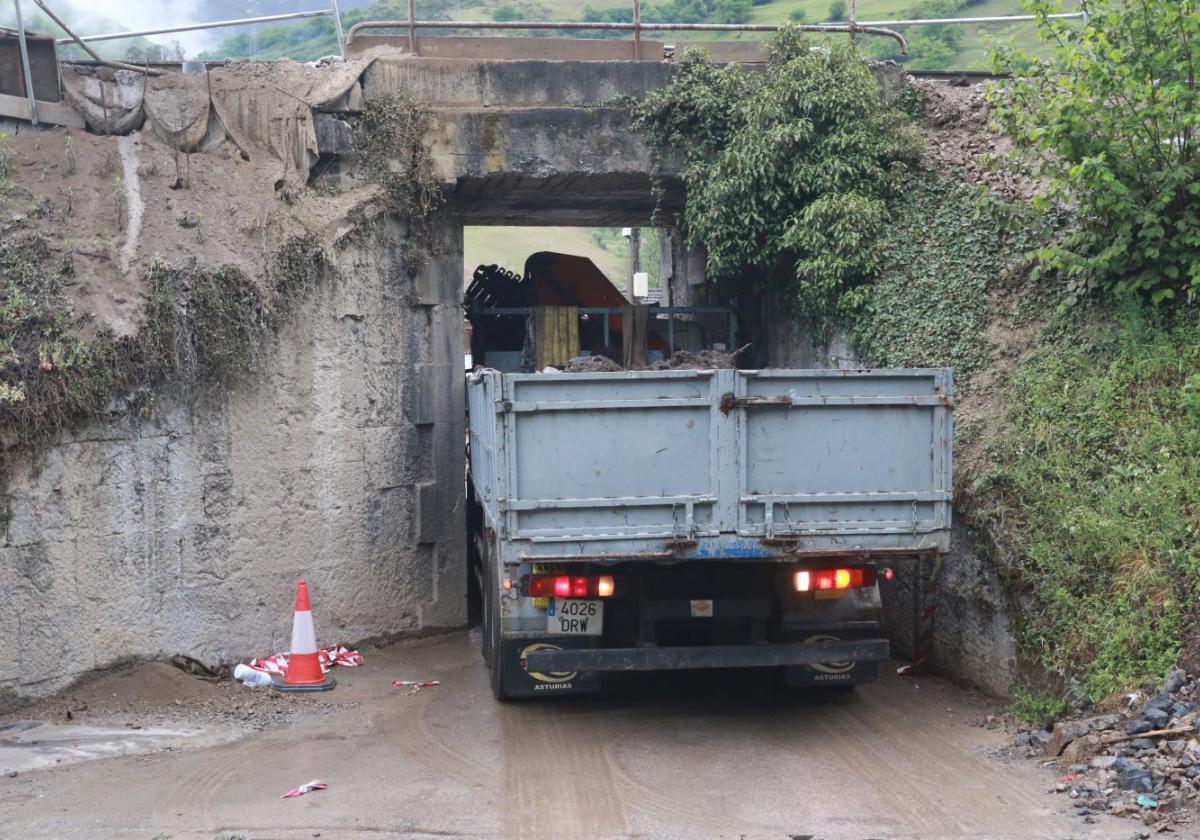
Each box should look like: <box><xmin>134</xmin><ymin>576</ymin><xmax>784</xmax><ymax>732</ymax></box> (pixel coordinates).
<box><xmin>273</xmin><ymin>579</ymin><xmax>336</xmax><ymax>693</ymax></box>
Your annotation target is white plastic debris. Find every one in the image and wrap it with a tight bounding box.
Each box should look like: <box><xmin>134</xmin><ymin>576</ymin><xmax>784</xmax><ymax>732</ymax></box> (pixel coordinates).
<box><xmin>233</xmin><ymin>664</ymin><xmax>274</xmax><ymax>687</ymax></box>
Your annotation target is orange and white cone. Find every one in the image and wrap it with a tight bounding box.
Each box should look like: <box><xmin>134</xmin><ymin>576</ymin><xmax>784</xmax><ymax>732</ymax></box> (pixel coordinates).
<box><xmin>274</xmin><ymin>579</ymin><xmax>336</xmax><ymax>693</ymax></box>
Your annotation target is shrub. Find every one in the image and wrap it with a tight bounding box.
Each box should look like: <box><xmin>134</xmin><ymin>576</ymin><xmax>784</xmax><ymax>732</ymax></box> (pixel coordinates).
<box><xmin>989</xmin><ymin>0</ymin><xmax>1200</xmax><ymax>305</ymax></box>
<box><xmin>492</xmin><ymin>5</ymin><xmax>525</xmax><ymax>22</ymax></box>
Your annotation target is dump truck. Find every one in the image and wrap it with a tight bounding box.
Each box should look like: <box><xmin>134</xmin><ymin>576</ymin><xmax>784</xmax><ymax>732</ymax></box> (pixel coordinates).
<box><xmin>467</xmin><ymin>367</ymin><xmax>953</xmax><ymax>699</ymax></box>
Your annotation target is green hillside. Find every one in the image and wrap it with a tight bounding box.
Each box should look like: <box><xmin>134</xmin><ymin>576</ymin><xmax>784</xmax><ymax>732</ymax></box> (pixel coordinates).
<box><xmin>194</xmin><ymin>0</ymin><xmax>1076</xmax><ymax>70</ymax></box>
<box><xmin>464</xmin><ymin>226</ymin><xmax>630</xmax><ymax>286</ymax></box>
<box><xmin>464</xmin><ymin>226</ymin><xmax>664</xmax><ymax>289</ymax></box>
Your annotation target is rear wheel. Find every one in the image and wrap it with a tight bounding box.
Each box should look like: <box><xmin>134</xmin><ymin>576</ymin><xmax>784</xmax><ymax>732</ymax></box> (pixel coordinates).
<box><xmin>465</xmin><ymin>483</ymin><xmax>484</xmax><ymax>629</ymax></box>
<box><xmin>483</xmin><ymin>550</ymin><xmax>512</xmax><ymax>701</ymax></box>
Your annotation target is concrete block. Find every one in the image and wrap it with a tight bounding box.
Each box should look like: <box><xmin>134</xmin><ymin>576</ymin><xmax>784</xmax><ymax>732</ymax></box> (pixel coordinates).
<box><xmin>413</xmin><ymin>364</ymin><xmax>439</xmax><ymax>426</ymax></box>
<box><xmin>416</xmin><ymin>481</ymin><xmax>441</xmax><ymax>544</ymax></box>
<box><xmin>314</xmin><ymin>112</ymin><xmax>353</xmax><ymax>154</ymax></box>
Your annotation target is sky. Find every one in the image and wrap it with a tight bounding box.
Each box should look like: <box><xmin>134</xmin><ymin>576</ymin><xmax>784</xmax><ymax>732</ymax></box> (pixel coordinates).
<box><xmin>10</xmin><ymin>0</ymin><xmax>374</xmax><ymax>58</ymax></box>
<box><xmin>56</xmin><ymin>0</ymin><xmax>218</xmax><ymax>54</ymax></box>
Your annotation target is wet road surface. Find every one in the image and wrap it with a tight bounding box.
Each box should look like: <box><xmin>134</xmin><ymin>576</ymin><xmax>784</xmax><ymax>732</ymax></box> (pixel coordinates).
<box><xmin>0</xmin><ymin>631</ymin><xmax>1132</xmax><ymax>839</ymax></box>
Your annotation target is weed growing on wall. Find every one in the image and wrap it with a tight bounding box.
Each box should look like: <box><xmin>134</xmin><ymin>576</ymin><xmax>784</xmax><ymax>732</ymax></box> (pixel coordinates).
<box><xmin>970</xmin><ymin>308</ymin><xmax>1200</xmax><ymax>702</ymax></box>
<box><xmin>0</xmin><ymin>216</ymin><xmax>330</xmax><ymax>472</ymax></box>
<box><xmin>630</xmin><ymin>30</ymin><xmax>920</xmax><ymax>328</ymax></box>
<box><xmin>351</xmin><ymin>95</ymin><xmax>443</xmax><ymax>273</ymax></box>
<box><xmin>0</xmin><ymin>131</ymin><xmax>11</xmax><ymax>187</ymax></box>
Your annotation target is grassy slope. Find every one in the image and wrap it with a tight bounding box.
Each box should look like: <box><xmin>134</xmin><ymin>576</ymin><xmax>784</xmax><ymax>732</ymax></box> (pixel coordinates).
<box><xmin>850</xmin><ymin>170</ymin><xmax>1200</xmax><ymax>707</ymax></box>
<box><xmin>460</xmin><ymin>0</ymin><xmax>1060</xmax><ymax>68</ymax></box>
<box><xmin>972</xmin><ymin>310</ymin><xmax>1200</xmax><ymax>705</ymax></box>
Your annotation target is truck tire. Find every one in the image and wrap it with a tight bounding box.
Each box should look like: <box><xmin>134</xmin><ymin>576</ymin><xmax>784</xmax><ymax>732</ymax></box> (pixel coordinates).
<box><xmin>479</xmin><ymin>537</ymin><xmax>494</xmax><ymax>668</ymax></box>
<box><xmin>483</xmin><ymin>553</ymin><xmax>512</xmax><ymax>701</ymax></box>
<box><xmin>465</xmin><ymin>484</ymin><xmax>484</xmax><ymax>628</ymax></box>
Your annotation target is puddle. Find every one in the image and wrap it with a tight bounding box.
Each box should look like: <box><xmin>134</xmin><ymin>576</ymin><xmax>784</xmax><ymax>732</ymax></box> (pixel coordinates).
<box><xmin>0</xmin><ymin>719</ymin><xmax>241</xmax><ymax>773</ymax></box>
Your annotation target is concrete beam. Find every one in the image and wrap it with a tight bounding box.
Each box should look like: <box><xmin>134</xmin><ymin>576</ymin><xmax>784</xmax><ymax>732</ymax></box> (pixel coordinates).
<box><xmin>352</xmin><ymin>35</ymin><xmax>667</xmax><ymax>62</ymax></box>
<box><xmin>449</xmin><ymin>173</ymin><xmax>682</xmax><ymax>226</ymax></box>
<box><xmin>0</xmin><ymin>92</ymin><xmax>85</xmax><ymax>128</ymax></box>
<box><xmin>349</xmin><ymin>35</ymin><xmax>770</xmax><ymax>64</ymax></box>
<box><xmin>364</xmin><ymin>57</ymin><xmax>676</xmax><ymax>108</ymax></box>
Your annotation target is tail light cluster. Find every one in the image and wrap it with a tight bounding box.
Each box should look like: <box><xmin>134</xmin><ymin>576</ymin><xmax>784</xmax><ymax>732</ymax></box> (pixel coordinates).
<box><xmin>794</xmin><ymin>567</ymin><xmax>879</xmax><ymax>593</ymax></box>
<box><xmin>524</xmin><ymin>574</ymin><xmax>615</xmax><ymax>599</ymax></box>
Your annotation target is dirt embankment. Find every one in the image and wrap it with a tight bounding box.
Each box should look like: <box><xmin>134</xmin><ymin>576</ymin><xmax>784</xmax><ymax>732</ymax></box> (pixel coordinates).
<box><xmin>0</xmin><ymin>657</ymin><xmax>361</xmax><ymax>736</ymax></box>
<box><xmin>905</xmin><ymin>76</ymin><xmax>1051</xmax><ymax>470</ymax></box>
<box><xmin>912</xmin><ymin>78</ymin><xmax>1040</xmax><ymax>204</ymax></box>
<box><xmin>0</xmin><ymin>59</ymin><xmax>397</xmax><ymax>467</ymax></box>
<box><xmin>1</xmin><ymin>59</ymin><xmax>382</xmax><ymax>343</ymax></box>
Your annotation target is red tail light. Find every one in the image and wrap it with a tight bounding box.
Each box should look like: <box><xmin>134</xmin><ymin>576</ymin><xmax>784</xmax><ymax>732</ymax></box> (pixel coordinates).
<box><xmin>526</xmin><ymin>574</ymin><xmax>615</xmax><ymax>598</ymax></box>
<box><xmin>794</xmin><ymin>567</ymin><xmax>870</xmax><ymax>592</ymax></box>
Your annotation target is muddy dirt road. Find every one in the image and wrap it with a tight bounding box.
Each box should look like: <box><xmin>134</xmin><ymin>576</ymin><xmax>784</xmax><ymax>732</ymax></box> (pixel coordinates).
<box><xmin>0</xmin><ymin>632</ymin><xmax>1132</xmax><ymax>839</ymax></box>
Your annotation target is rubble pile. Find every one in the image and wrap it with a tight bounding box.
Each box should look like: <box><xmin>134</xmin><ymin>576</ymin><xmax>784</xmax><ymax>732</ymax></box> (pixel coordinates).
<box><xmin>563</xmin><ymin>354</ymin><xmax>624</xmax><ymax>372</ymax></box>
<box><xmin>911</xmin><ymin>78</ymin><xmax>1040</xmax><ymax>204</ymax></box>
<box><xmin>648</xmin><ymin>348</ymin><xmax>740</xmax><ymax>370</ymax></box>
<box><xmin>1016</xmin><ymin>668</ymin><xmax>1200</xmax><ymax>831</ymax></box>
<box><xmin>551</xmin><ymin>348</ymin><xmax>743</xmax><ymax>372</ymax></box>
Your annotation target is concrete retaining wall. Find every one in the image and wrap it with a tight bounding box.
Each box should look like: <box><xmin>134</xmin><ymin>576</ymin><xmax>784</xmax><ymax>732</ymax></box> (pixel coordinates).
<box><xmin>0</xmin><ymin>219</ymin><xmax>466</xmax><ymax>710</ymax></box>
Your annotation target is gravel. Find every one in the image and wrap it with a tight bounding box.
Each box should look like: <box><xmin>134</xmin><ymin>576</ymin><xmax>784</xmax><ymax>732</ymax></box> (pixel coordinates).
<box><xmin>1012</xmin><ymin>669</ymin><xmax>1200</xmax><ymax>831</ymax></box>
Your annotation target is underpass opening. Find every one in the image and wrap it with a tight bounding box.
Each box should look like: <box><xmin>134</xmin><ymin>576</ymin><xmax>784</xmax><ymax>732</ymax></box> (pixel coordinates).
<box><xmin>448</xmin><ymin>165</ymin><xmax>736</xmax><ymax>624</ymax></box>
<box><xmin>463</xmin><ymin>224</ymin><xmax>679</xmax><ymax>372</ymax></box>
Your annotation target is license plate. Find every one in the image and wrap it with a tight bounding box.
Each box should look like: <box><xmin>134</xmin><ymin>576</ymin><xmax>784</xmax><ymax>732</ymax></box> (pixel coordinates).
<box><xmin>547</xmin><ymin>599</ymin><xmax>603</xmax><ymax>636</ymax></box>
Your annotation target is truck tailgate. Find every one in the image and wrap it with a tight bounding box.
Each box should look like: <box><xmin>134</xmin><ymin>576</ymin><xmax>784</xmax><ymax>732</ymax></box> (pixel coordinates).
<box><xmin>467</xmin><ymin>368</ymin><xmax>952</xmax><ymax>562</ymax></box>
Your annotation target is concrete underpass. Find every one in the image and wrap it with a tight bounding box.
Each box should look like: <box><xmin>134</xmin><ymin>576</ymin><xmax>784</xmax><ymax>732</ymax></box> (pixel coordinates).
<box><xmin>0</xmin><ymin>37</ymin><xmax>1115</xmax><ymax>840</ymax></box>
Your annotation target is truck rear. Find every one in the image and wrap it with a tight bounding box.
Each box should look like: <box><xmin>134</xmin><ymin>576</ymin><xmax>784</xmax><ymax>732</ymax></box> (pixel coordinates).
<box><xmin>466</xmin><ymin>367</ymin><xmax>953</xmax><ymax>699</ymax></box>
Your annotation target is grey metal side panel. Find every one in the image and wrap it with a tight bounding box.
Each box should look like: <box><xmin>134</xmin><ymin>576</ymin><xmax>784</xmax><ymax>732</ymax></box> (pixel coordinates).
<box><xmin>467</xmin><ymin>370</ymin><xmax>503</xmax><ymax>532</ymax></box>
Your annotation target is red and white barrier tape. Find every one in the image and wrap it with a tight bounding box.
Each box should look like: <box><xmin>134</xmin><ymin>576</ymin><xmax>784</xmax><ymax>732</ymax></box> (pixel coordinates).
<box><xmin>282</xmin><ymin>780</ymin><xmax>327</xmax><ymax>799</ymax></box>
<box><xmin>246</xmin><ymin>643</ymin><xmax>363</xmax><ymax>677</ymax></box>
<box><xmin>897</xmin><ymin>555</ymin><xmax>944</xmax><ymax>677</ymax></box>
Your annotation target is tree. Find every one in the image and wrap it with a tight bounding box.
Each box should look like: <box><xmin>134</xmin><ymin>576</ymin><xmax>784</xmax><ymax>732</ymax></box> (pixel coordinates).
<box><xmin>990</xmin><ymin>0</ymin><xmax>1200</xmax><ymax>305</ymax></box>
<box><xmin>788</xmin><ymin>8</ymin><xmax>807</xmax><ymax>22</ymax></box>
<box><xmin>827</xmin><ymin>0</ymin><xmax>847</xmax><ymax>21</ymax></box>
<box><xmin>124</xmin><ymin>43</ymin><xmax>159</xmax><ymax>62</ymax></box>
<box><xmin>903</xmin><ymin>30</ymin><xmax>959</xmax><ymax>70</ymax></box>
<box><xmin>630</xmin><ymin>29</ymin><xmax>921</xmax><ymax>326</ymax></box>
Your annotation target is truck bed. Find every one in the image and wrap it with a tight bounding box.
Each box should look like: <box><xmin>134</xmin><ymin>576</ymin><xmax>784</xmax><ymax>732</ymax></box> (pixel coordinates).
<box><xmin>467</xmin><ymin>367</ymin><xmax>954</xmax><ymax>566</ymax></box>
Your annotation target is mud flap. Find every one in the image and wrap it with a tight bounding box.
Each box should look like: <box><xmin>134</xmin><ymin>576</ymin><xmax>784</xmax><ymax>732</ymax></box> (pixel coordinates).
<box><xmin>781</xmin><ymin>632</ymin><xmax>882</xmax><ymax>687</ymax></box>
<box><xmin>500</xmin><ymin>638</ymin><xmax>602</xmax><ymax>698</ymax></box>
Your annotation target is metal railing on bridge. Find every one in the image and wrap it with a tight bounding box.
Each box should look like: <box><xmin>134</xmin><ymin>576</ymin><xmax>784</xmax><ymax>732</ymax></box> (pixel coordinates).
<box><xmin>347</xmin><ymin>1</ymin><xmax>1088</xmax><ymax>57</ymax></box>
<box><xmin>6</xmin><ymin>0</ymin><xmax>1088</xmax><ymax>124</ymax></box>
<box><xmin>21</xmin><ymin>0</ymin><xmax>1089</xmax><ymax>61</ymax></box>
